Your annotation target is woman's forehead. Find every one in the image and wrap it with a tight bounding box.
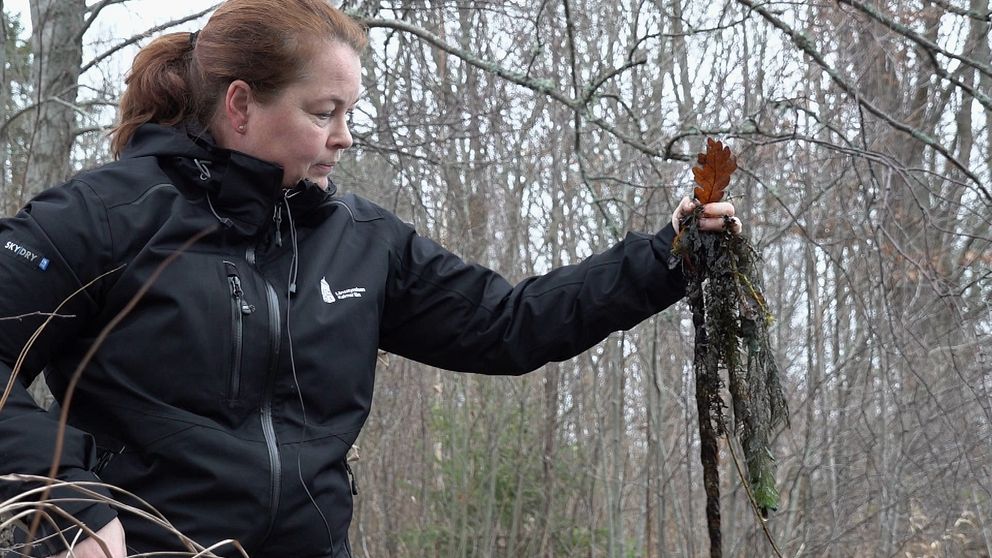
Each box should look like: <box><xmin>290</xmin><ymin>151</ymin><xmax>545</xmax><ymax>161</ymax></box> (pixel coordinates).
<box><xmin>293</xmin><ymin>42</ymin><xmax>362</xmax><ymax>102</ymax></box>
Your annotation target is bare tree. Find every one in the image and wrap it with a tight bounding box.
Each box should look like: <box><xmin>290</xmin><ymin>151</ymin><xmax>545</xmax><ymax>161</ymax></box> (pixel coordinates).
<box><xmin>23</xmin><ymin>0</ymin><xmax>85</xmax><ymax>199</ymax></box>
<box><xmin>2</xmin><ymin>0</ymin><xmax>990</xmax><ymax>556</ymax></box>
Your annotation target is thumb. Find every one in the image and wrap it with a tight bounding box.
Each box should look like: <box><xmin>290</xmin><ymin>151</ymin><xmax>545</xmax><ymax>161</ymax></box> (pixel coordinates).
<box><xmin>672</xmin><ymin>196</ymin><xmax>696</xmax><ymax>233</ymax></box>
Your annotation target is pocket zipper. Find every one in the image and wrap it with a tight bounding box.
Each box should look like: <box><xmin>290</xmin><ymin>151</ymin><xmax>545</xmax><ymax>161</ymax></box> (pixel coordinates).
<box><xmin>224</xmin><ymin>261</ymin><xmax>255</xmax><ymax>405</ymax></box>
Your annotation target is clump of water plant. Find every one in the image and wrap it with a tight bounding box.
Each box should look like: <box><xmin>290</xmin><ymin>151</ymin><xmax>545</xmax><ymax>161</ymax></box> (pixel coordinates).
<box><xmin>670</xmin><ymin>138</ymin><xmax>789</xmax><ymax>558</ymax></box>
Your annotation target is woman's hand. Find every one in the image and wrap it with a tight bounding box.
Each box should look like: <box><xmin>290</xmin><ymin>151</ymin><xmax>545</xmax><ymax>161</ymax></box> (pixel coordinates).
<box><xmin>672</xmin><ymin>196</ymin><xmax>742</xmax><ymax>234</ymax></box>
<box><xmin>47</xmin><ymin>517</ymin><xmax>126</xmax><ymax>558</ymax></box>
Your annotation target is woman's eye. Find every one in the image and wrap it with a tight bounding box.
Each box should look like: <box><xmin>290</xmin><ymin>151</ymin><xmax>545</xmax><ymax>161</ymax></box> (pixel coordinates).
<box><xmin>315</xmin><ymin>112</ymin><xmax>334</xmax><ymax>120</ymax></box>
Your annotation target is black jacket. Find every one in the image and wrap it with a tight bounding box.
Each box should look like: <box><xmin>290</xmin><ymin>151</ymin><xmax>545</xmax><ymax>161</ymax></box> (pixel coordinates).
<box><xmin>0</xmin><ymin>124</ymin><xmax>686</xmax><ymax>557</ymax></box>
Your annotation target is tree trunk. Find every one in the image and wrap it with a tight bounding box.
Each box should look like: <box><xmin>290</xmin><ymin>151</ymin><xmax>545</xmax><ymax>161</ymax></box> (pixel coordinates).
<box><xmin>1</xmin><ymin>1</ymin><xmax>8</xmax><ymax>207</ymax></box>
<box><xmin>25</xmin><ymin>0</ymin><xmax>84</xmax><ymax>198</ymax></box>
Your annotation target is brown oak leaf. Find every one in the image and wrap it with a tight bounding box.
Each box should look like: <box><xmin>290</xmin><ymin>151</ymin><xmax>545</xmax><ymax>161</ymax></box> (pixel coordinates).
<box><xmin>692</xmin><ymin>138</ymin><xmax>737</xmax><ymax>204</ymax></box>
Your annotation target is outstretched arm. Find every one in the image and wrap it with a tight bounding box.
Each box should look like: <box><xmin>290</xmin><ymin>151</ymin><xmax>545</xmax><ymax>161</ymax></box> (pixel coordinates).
<box><xmin>380</xmin><ymin>200</ymin><xmax>743</xmax><ymax>375</ymax></box>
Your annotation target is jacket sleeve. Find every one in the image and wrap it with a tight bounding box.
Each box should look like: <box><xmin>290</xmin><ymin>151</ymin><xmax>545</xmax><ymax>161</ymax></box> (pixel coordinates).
<box><xmin>379</xmin><ymin>217</ymin><xmax>686</xmax><ymax>375</ymax></box>
<box><xmin>0</xmin><ymin>180</ymin><xmax>118</xmax><ymax>551</ymax></box>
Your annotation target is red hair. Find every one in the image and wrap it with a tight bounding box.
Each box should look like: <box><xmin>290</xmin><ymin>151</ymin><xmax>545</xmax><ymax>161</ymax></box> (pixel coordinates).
<box><xmin>110</xmin><ymin>0</ymin><xmax>367</xmax><ymax>156</ymax></box>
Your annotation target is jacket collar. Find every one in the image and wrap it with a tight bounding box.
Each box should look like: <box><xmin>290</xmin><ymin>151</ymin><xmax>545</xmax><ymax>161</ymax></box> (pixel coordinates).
<box><xmin>120</xmin><ymin>123</ymin><xmax>336</xmax><ymax>237</ymax></box>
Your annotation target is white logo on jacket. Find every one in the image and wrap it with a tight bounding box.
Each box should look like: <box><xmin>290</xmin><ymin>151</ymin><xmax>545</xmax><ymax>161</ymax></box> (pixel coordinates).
<box><xmin>321</xmin><ymin>277</ymin><xmax>365</xmax><ymax>304</ymax></box>
<box><xmin>320</xmin><ymin>277</ymin><xmax>336</xmax><ymax>303</ymax></box>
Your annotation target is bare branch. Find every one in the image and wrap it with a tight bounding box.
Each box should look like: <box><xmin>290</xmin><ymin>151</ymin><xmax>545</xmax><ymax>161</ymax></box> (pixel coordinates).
<box><xmin>78</xmin><ymin>0</ymin><xmax>131</xmax><ymax>42</ymax></box>
<box><xmin>929</xmin><ymin>0</ymin><xmax>992</xmax><ymax>21</ymax></box>
<box><xmin>836</xmin><ymin>0</ymin><xmax>992</xmax><ymax>79</ymax></box>
<box><xmin>359</xmin><ymin>15</ymin><xmax>671</xmax><ymax>162</ymax></box>
<box><xmin>735</xmin><ymin>0</ymin><xmax>991</xmax><ymax>204</ymax></box>
<box><xmin>79</xmin><ymin>4</ymin><xmax>219</xmax><ymax>75</ymax></box>
<box><xmin>0</xmin><ymin>84</ymin><xmax>83</xmax><ymax>139</ymax></box>
<box><xmin>0</xmin><ymin>311</ymin><xmax>76</xmax><ymax>321</ymax></box>
<box><xmin>583</xmin><ymin>57</ymin><xmax>648</xmax><ymax>105</ymax></box>
<box><xmin>561</xmin><ymin>0</ymin><xmax>622</xmax><ymax>239</ymax></box>
<box><xmin>360</xmin><ymin>17</ymin><xmax>574</xmax><ymax>108</ymax></box>
<box><xmin>73</xmin><ymin>124</ymin><xmax>112</xmax><ymax>137</ymax></box>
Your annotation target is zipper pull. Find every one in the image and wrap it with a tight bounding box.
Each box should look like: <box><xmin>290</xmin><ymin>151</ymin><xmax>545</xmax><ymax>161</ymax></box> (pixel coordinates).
<box><xmin>345</xmin><ymin>461</ymin><xmax>359</xmax><ymax>496</ymax></box>
<box><xmin>94</xmin><ymin>445</ymin><xmax>125</xmax><ymax>475</ymax></box>
<box><xmin>224</xmin><ymin>261</ymin><xmax>256</xmax><ymax>314</ymax></box>
<box><xmin>273</xmin><ymin>205</ymin><xmax>283</xmax><ymax>247</ymax></box>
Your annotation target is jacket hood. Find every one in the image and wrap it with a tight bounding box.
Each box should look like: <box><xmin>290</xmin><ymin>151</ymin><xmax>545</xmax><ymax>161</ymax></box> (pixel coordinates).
<box><xmin>120</xmin><ymin>123</ymin><xmax>337</xmax><ymax>237</ymax></box>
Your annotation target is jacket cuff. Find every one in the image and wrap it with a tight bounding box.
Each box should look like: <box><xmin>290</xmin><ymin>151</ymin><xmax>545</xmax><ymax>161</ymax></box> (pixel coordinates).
<box><xmin>656</xmin><ymin>221</ymin><xmax>677</xmax><ymax>244</ymax></box>
<box><xmin>656</xmin><ymin>222</ymin><xmax>687</xmax><ymax>279</ymax></box>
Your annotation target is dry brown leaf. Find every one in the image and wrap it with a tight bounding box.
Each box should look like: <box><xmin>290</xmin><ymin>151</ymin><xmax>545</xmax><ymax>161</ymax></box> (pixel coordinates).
<box><xmin>692</xmin><ymin>138</ymin><xmax>737</xmax><ymax>204</ymax></box>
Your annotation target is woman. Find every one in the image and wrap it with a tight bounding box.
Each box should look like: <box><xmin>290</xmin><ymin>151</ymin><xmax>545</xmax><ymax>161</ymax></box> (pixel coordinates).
<box><xmin>0</xmin><ymin>1</ymin><xmax>740</xmax><ymax>556</ymax></box>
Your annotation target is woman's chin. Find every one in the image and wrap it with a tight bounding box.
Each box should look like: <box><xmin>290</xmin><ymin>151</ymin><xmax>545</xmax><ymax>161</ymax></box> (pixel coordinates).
<box><xmin>283</xmin><ymin>174</ymin><xmax>330</xmax><ymax>190</ymax></box>
<box><xmin>310</xmin><ymin>175</ymin><xmax>331</xmax><ymax>190</ymax></box>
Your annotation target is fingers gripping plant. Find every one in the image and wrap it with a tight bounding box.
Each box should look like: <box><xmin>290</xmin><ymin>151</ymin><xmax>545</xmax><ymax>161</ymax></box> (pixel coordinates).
<box><xmin>670</xmin><ymin>139</ymin><xmax>789</xmax><ymax>558</ymax></box>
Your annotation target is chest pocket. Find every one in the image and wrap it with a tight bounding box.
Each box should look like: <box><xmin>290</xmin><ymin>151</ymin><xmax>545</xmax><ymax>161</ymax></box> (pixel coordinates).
<box><xmin>223</xmin><ymin>260</ymin><xmax>256</xmax><ymax>406</ymax></box>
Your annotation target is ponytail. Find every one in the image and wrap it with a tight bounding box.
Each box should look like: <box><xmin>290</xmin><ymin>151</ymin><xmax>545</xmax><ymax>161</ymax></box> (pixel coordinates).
<box><xmin>110</xmin><ymin>31</ymin><xmax>198</xmax><ymax>157</ymax></box>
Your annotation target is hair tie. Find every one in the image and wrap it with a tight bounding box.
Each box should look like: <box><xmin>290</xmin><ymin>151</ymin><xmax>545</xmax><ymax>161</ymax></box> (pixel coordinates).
<box><xmin>188</xmin><ymin>30</ymin><xmax>200</xmax><ymax>50</ymax></box>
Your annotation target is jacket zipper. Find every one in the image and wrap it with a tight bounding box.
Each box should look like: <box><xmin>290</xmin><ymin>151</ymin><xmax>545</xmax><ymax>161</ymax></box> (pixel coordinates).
<box><xmin>223</xmin><ymin>261</ymin><xmax>255</xmax><ymax>406</ymax></box>
<box><xmin>251</xmin><ymin>194</ymin><xmax>295</xmax><ymax>538</ymax></box>
<box><xmin>257</xmin><ymin>259</ymin><xmax>283</xmax><ymax>539</ymax></box>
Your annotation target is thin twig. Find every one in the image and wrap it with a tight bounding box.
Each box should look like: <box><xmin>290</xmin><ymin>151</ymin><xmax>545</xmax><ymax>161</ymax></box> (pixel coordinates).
<box><xmin>725</xmin><ymin>434</ymin><xmax>784</xmax><ymax>558</ymax></box>
<box><xmin>735</xmin><ymin>0</ymin><xmax>991</xmax><ymax>203</ymax></box>
<box><xmin>77</xmin><ymin>0</ymin><xmax>131</xmax><ymax>42</ymax></box>
<box><xmin>561</xmin><ymin>0</ymin><xmax>623</xmax><ymax>240</ymax></box>
<box><xmin>0</xmin><ymin>265</ymin><xmax>125</xmax><ymax>414</ymax></box>
<box><xmin>26</xmin><ymin>226</ymin><xmax>215</xmax><ymax>545</ymax></box>
<box><xmin>836</xmin><ymin>0</ymin><xmax>992</xmax><ymax>79</ymax></box>
<box><xmin>924</xmin><ymin>0</ymin><xmax>991</xmax><ymax>21</ymax></box>
<box><xmin>79</xmin><ymin>4</ymin><xmax>219</xmax><ymax>74</ymax></box>
<box><xmin>834</xmin><ymin>0</ymin><xmax>992</xmax><ymax>114</ymax></box>
<box><xmin>2</xmin><ymin>475</ymin><xmax>248</xmax><ymax>556</ymax></box>
<box><xmin>359</xmin><ymin>16</ymin><xmax>670</xmax><ymax>160</ymax></box>
<box><xmin>0</xmin><ymin>312</ymin><xmax>76</xmax><ymax>322</ymax></box>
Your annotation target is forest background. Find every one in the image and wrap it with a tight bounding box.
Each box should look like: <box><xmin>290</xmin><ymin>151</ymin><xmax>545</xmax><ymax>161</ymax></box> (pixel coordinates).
<box><xmin>1</xmin><ymin>0</ymin><xmax>991</xmax><ymax>556</ymax></box>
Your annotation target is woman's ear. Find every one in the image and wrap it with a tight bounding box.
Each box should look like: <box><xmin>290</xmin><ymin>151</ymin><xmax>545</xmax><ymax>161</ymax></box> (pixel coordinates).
<box><xmin>223</xmin><ymin>79</ymin><xmax>252</xmax><ymax>134</ymax></box>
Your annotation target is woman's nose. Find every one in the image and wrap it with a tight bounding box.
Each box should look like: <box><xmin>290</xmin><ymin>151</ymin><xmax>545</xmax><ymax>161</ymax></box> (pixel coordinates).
<box><xmin>329</xmin><ymin>122</ymin><xmax>353</xmax><ymax>150</ymax></box>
